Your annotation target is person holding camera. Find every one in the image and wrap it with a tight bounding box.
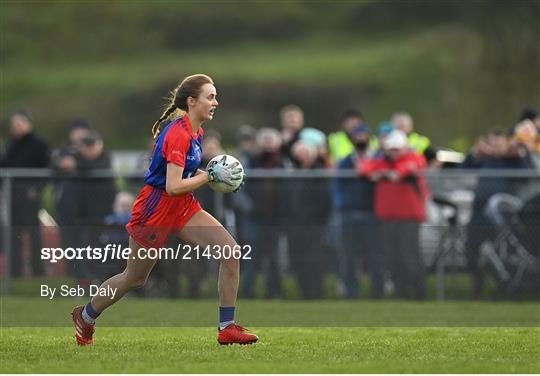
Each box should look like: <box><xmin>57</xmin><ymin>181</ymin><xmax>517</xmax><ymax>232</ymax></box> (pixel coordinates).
<box><xmin>357</xmin><ymin>130</ymin><xmax>429</xmax><ymax>300</ymax></box>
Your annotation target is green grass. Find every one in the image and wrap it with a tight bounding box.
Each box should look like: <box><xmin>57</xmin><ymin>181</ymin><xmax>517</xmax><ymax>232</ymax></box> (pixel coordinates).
<box><xmin>1</xmin><ymin>298</ymin><xmax>539</xmax><ymax>372</ymax></box>
<box><xmin>2</xmin><ymin>297</ymin><xmax>539</xmax><ymax>327</ymax></box>
<box><xmin>2</xmin><ymin>27</ymin><xmax>461</xmax><ymax>98</ymax></box>
<box><xmin>1</xmin><ymin>327</ymin><xmax>539</xmax><ymax>373</ymax></box>
<box><xmin>2</xmin><ymin>272</ymin><xmax>527</xmax><ymax>302</ymax></box>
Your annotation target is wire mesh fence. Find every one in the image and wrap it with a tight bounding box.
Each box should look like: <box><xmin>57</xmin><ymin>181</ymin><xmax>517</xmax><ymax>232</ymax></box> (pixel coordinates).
<box><xmin>1</xmin><ymin>168</ymin><xmax>539</xmax><ymax>300</ymax></box>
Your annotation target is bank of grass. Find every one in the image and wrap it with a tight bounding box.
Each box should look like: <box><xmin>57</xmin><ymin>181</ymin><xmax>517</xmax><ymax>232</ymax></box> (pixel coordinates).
<box><xmin>2</xmin><ymin>25</ymin><xmax>474</xmax><ymax>148</ymax></box>
<box><xmin>3</xmin><ymin>26</ymin><xmax>464</xmax><ymax>104</ymax></box>
<box><xmin>1</xmin><ymin>22</ymin><xmax>478</xmax><ymax>150</ymax></box>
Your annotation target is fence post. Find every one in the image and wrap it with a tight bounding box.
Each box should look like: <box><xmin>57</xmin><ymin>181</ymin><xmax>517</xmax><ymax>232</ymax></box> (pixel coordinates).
<box><xmin>1</xmin><ymin>175</ymin><xmax>12</xmax><ymax>295</ymax></box>
<box><xmin>436</xmin><ymin>253</ymin><xmax>445</xmax><ymax>301</ymax></box>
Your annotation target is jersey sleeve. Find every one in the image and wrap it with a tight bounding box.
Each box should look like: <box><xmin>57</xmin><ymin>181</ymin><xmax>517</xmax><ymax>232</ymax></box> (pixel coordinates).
<box><xmin>162</xmin><ymin>127</ymin><xmax>190</xmax><ymax>167</ymax></box>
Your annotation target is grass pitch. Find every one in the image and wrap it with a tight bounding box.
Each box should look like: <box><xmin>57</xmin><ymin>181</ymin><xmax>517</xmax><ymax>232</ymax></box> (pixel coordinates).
<box><xmin>2</xmin><ymin>327</ymin><xmax>539</xmax><ymax>373</ymax></box>
<box><xmin>1</xmin><ymin>298</ymin><xmax>539</xmax><ymax>373</ymax></box>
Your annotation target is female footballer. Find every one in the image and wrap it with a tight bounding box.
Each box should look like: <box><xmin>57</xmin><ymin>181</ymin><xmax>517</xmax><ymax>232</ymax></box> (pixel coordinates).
<box><xmin>71</xmin><ymin>74</ymin><xmax>258</xmax><ymax>346</ymax></box>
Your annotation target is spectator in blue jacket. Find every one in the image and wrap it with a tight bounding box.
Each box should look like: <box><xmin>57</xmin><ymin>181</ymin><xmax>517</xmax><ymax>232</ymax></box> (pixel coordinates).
<box><xmin>331</xmin><ymin>125</ymin><xmax>383</xmax><ymax>298</ymax></box>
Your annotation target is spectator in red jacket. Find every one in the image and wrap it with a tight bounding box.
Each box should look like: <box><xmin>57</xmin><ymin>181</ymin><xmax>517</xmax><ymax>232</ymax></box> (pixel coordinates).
<box><xmin>357</xmin><ymin>130</ymin><xmax>429</xmax><ymax>299</ymax></box>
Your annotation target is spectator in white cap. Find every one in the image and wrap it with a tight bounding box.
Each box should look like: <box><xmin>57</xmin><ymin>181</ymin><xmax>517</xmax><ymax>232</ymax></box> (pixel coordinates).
<box><xmin>385</xmin><ymin>128</ymin><xmax>408</xmax><ymax>150</ymax></box>
<box><xmin>357</xmin><ymin>129</ymin><xmax>429</xmax><ymax>299</ymax></box>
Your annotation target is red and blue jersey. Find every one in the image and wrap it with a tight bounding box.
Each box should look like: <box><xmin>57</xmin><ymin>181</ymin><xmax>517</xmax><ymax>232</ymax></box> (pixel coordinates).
<box><xmin>144</xmin><ymin>115</ymin><xmax>204</xmax><ymax>189</ymax></box>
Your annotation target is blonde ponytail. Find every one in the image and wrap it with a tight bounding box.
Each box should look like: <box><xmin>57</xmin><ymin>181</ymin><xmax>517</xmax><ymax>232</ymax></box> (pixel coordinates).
<box><xmin>151</xmin><ymin>103</ymin><xmax>177</xmax><ymax>139</ymax></box>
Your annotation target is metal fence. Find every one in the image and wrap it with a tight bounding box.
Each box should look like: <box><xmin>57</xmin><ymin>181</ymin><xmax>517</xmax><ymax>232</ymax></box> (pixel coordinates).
<box><xmin>1</xmin><ymin>168</ymin><xmax>539</xmax><ymax>299</ymax></box>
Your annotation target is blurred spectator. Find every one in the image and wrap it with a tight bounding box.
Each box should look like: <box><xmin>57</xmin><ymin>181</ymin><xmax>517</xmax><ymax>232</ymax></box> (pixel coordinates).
<box><xmin>280</xmin><ymin>104</ymin><xmax>305</xmax><ymax>166</ymax></box>
<box><xmin>199</xmin><ymin>128</ymin><xmax>226</xmax><ymax>217</ymax></box>
<box><xmin>51</xmin><ymin>117</ymin><xmax>91</xmax><ymax>171</ymax></box>
<box><xmin>331</xmin><ymin>125</ymin><xmax>383</xmax><ymax>298</ymax></box>
<box><xmin>76</xmin><ymin>131</ymin><xmax>117</xmax><ymax>224</ymax></box>
<box><xmin>462</xmin><ymin>128</ymin><xmax>533</xmax><ymax>297</ymax></box>
<box><xmin>230</xmin><ymin>125</ymin><xmax>257</xmax><ymax>277</ymax></box>
<box><xmin>201</xmin><ymin>129</ymin><xmax>225</xmax><ymax>166</ymax></box>
<box><xmin>510</xmin><ymin>119</ymin><xmax>540</xmax><ymax>169</ymax></box>
<box><xmin>328</xmin><ymin>109</ymin><xmax>364</xmax><ymax>165</ymax></box>
<box><xmin>371</xmin><ymin>121</ymin><xmax>394</xmax><ymax>157</ymax></box>
<box><xmin>234</xmin><ymin>125</ymin><xmax>258</xmax><ymax>168</ymax></box>
<box><xmin>52</xmin><ymin>118</ymin><xmax>90</xmax><ymax>244</ymax></box>
<box><xmin>97</xmin><ymin>192</ymin><xmax>135</xmax><ymax>281</ymax></box>
<box><xmin>1</xmin><ymin>110</ymin><xmax>51</xmax><ymax>168</ymax></box>
<box><xmin>287</xmin><ymin>141</ymin><xmax>331</xmax><ymax>299</ymax></box>
<box><xmin>358</xmin><ymin>130</ymin><xmax>429</xmax><ymax>299</ymax></box>
<box><xmin>106</xmin><ymin>192</ymin><xmax>134</xmax><ymax>234</ymax></box>
<box><xmin>517</xmin><ymin>106</ymin><xmax>540</xmax><ymax>131</ymax></box>
<box><xmin>298</xmin><ymin>127</ymin><xmax>331</xmax><ymax>168</ymax></box>
<box><xmin>241</xmin><ymin>128</ymin><xmax>291</xmax><ymax>298</ymax></box>
<box><xmin>135</xmin><ymin>136</ymin><xmax>156</xmax><ymax>171</ymax></box>
<box><xmin>391</xmin><ymin>112</ymin><xmax>436</xmax><ymax>163</ymax></box>
<box><xmin>1</xmin><ymin>110</ymin><xmax>50</xmax><ymax>277</ymax></box>
<box><xmin>72</xmin><ymin>130</ymin><xmax>117</xmax><ymax>284</ymax></box>
<box><xmin>51</xmin><ymin>117</ymin><xmax>91</xmax><ymax>174</ymax></box>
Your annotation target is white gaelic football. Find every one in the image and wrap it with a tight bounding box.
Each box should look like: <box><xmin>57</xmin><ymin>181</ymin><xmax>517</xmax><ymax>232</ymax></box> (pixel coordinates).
<box><xmin>206</xmin><ymin>154</ymin><xmax>244</xmax><ymax>193</ymax></box>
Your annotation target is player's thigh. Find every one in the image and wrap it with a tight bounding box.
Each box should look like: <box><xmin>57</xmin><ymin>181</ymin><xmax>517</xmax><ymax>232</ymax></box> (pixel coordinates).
<box><xmin>125</xmin><ymin>236</ymin><xmax>158</xmax><ymax>281</ymax></box>
<box><xmin>176</xmin><ymin>210</ymin><xmax>237</xmax><ymax>250</ymax></box>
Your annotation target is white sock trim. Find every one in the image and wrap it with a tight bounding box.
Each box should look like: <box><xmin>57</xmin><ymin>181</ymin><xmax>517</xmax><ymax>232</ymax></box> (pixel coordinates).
<box><xmin>219</xmin><ymin>320</ymin><xmax>235</xmax><ymax>330</ymax></box>
<box><xmin>82</xmin><ymin>306</ymin><xmax>96</xmax><ymax>325</ymax></box>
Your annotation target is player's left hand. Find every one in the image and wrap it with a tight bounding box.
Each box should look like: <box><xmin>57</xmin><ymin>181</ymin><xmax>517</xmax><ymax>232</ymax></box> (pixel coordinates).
<box><xmin>209</xmin><ymin>156</ymin><xmax>243</xmax><ymax>186</ymax></box>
